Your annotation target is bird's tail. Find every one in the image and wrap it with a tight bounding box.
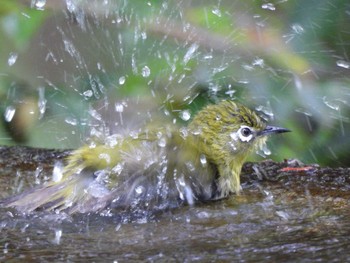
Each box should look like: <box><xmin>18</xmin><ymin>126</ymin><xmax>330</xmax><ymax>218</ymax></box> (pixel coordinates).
<box><xmin>1</xmin><ymin>167</ymin><xmax>111</xmax><ymax>214</ymax></box>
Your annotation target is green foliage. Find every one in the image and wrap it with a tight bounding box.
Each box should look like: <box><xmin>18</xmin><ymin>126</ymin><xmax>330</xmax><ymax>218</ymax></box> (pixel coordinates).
<box><xmin>0</xmin><ymin>0</ymin><xmax>48</xmax><ymax>50</ymax></box>
<box><xmin>0</xmin><ymin>0</ymin><xmax>349</xmax><ymax>166</ymax></box>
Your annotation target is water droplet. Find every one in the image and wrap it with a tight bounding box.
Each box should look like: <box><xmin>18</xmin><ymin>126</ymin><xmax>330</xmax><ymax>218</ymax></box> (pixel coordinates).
<box><xmin>7</xmin><ymin>52</ymin><xmax>18</xmax><ymax>66</ymax></box>
<box><xmin>225</xmin><ymin>89</ymin><xmax>236</xmax><ymax>97</ymax></box>
<box><xmin>130</xmin><ymin>131</ymin><xmax>139</xmax><ymax>139</ymax></box>
<box><xmin>158</xmin><ymin>137</ymin><xmax>166</xmax><ymax>147</ymax></box>
<box><xmin>176</xmin><ymin>176</ymin><xmax>194</xmax><ymax>205</ymax></box>
<box><xmin>4</xmin><ymin>106</ymin><xmax>16</xmax><ymax>122</ymax></box>
<box><xmin>115</xmin><ymin>224</ymin><xmax>122</xmax><ymax>232</ymax></box>
<box><xmin>209</xmin><ymin>83</ymin><xmax>220</xmax><ymax>93</ymax></box>
<box><xmin>141</xmin><ymin>65</ymin><xmax>151</xmax><ymax>77</ymax></box>
<box><xmin>213</xmin><ymin>65</ymin><xmax>228</xmax><ymax>74</ymax></box>
<box><xmin>65</xmin><ymin>116</ymin><xmax>78</xmax><ymax>126</ymax></box>
<box><xmin>238</xmin><ymin>79</ymin><xmax>249</xmax><ymax>84</ymax></box>
<box><xmin>261</xmin><ymin>144</ymin><xmax>271</xmax><ymax>155</ymax></box>
<box><xmin>256</xmin><ymin>104</ymin><xmax>274</xmax><ymax>119</ymax></box>
<box><xmin>115</xmin><ymin>103</ymin><xmax>124</xmax><ymax>112</ymax></box>
<box><xmin>197</xmin><ymin>211</ymin><xmax>210</xmax><ymax>218</ymax></box>
<box><xmin>199</xmin><ymin>154</ymin><xmax>207</xmax><ymax>167</ymax></box>
<box><xmin>135</xmin><ymin>186</ymin><xmax>144</xmax><ymax>195</ymax></box>
<box><xmin>261</xmin><ymin>3</ymin><xmax>276</xmax><ymax>10</ymax></box>
<box><xmin>89</xmin><ymin>108</ymin><xmax>102</xmax><ymax>121</ymax></box>
<box><xmin>228</xmin><ymin>142</ymin><xmax>237</xmax><ymax>151</ymax></box>
<box><xmin>53</xmin><ymin>229</ymin><xmax>62</xmax><ymax>245</ymax></box>
<box><xmin>212</xmin><ymin>8</ymin><xmax>222</xmax><ymax>17</ymax></box>
<box><xmin>295</xmin><ymin>108</ymin><xmax>313</xmax><ymax>116</ymax></box>
<box><xmin>33</xmin><ymin>0</ymin><xmax>46</xmax><ymax>10</ymax></box>
<box><xmin>119</xmin><ymin>76</ymin><xmax>126</xmax><ymax>85</ymax></box>
<box><xmin>242</xmin><ymin>64</ymin><xmax>254</xmax><ymax>71</ymax></box>
<box><xmin>291</xmin><ymin>23</ymin><xmax>304</xmax><ymax>34</ymax></box>
<box><xmin>38</xmin><ymin>87</ymin><xmax>47</xmax><ymax>119</ymax></box>
<box><xmin>252</xmin><ymin>58</ymin><xmax>264</xmax><ymax>67</ymax></box>
<box><xmin>179</xmin><ymin>110</ymin><xmax>191</xmax><ymax>121</ymax></box>
<box><xmin>179</xmin><ymin>127</ymin><xmax>188</xmax><ymax>138</ymax></box>
<box><xmin>323</xmin><ymin>96</ymin><xmax>340</xmax><ymax>110</ymax></box>
<box><xmin>184</xmin><ymin>185</ymin><xmax>194</xmax><ymax>205</ymax></box>
<box><xmin>66</xmin><ymin>0</ymin><xmax>76</xmax><ymax>12</ymax></box>
<box><xmin>256</xmin><ymin>142</ymin><xmax>271</xmax><ymax>157</ymax></box>
<box><xmin>99</xmin><ymin>153</ymin><xmax>111</xmax><ymax>164</ymax></box>
<box><xmin>34</xmin><ymin>166</ymin><xmax>43</xmax><ymax>184</ymax></box>
<box><xmin>183</xmin><ymin>43</ymin><xmax>199</xmax><ymax>65</ymax></box>
<box><xmin>52</xmin><ymin>161</ymin><xmax>64</xmax><ymax>182</ymax></box>
<box><xmin>112</xmin><ymin>163</ymin><xmax>124</xmax><ymax>175</ymax></box>
<box><xmin>83</xmin><ymin>90</ymin><xmax>93</xmax><ymax>97</ymax></box>
<box><xmin>131</xmin><ymin>54</ymin><xmax>137</xmax><ymax>74</ymax></box>
<box><xmin>336</xmin><ymin>60</ymin><xmax>350</xmax><ymax>69</ymax></box>
<box><xmin>185</xmin><ymin>161</ymin><xmax>195</xmax><ymax>172</ymax></box>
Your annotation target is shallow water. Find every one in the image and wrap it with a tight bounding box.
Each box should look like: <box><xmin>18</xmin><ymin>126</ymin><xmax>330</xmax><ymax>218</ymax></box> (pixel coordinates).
<box><xmin>0</xmin><ymin>147</ymin><xmax>350</xmax><ymax>262</ymax></box>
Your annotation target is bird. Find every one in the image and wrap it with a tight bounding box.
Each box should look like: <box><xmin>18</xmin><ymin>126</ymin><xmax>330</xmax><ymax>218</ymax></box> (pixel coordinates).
<box><xmin>2</xmin><ymin>100</ymin><xmax>290</xmax><ymax>214</ymax></box>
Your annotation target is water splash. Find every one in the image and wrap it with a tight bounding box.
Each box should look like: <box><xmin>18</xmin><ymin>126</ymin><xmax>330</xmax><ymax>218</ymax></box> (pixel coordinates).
<box><xmin>199</xmin><ymin>154</ymin><xmax>207</xmax><ymax>167</ymax></box>
<box><xmin>38</xmin><ymin>87</ymin><xmax>47</xmax><ymax>119</ymax></box>
<box><xmin>256</xmin><ymin>142</ymin><xmax>271</xmax><ymax>157</ymax></box>
<box><xmin>183</xmin><ymin>44</ymin><xmax>199</xmax><ymax>65</ymax></box>
<box><xmin>119</xmin><ymin>76</ymin><xmax>126</xmax><ymax>85</ymax></box>
<box><xmin>256</xmin><ymin>103</ymin><xmax>274</xmax><ymax>120</ymax></box>
<box><xmin>176</xmin><ymin>175</ymin><xmax>194</xmax><ymax>205</ymax></box>
<box><xmin>157</xmin><ymin>137</ymin><xmax>166</xmax><ymax>148</ymax></box>
<box><xmin>34</xmin><ymin>166</ymin><xmax>43</xmax><ymax>184</ymax></box>
<box><xmin>65</xmin><ymin>116</ymin><xmax>78</xmax><ymax>126</ymax></box>
<box><xmin>141</xmin><ymin>66</ymin><xmax>151</xmax><ymax>78</ymax></box>
<box><xmin>32</xmin><ymin>0</ymin><xmax>46</xmax><ymax>10</ymax></box>
<box><xmin>211</xmin><ymin>8</ymin><xmax>222</xmax><ymax>17</ymax></box>
<box><xmin>7</xmin><ymin>52</ymin><xmax>18</xmax><ymax>66</ymax></box>
<box><xmin>179</xmin><ymin>110</ymin><xmax>191</xmax><ymax>121</ymax></box>
<box><xmin>336</xmin><ymin>60</ymin><xmax>350</xmax><ymax>69</ymax></box>
<box><xmin>4</xmin><ymin>106</ymin><xmax>16</xmax><ymax>122</ymax></box>
<box><xmin>323</xmin><ymin>96</ymin><xmax>340</xmax><ymax>111</ymax></box>
<box><xmin>261</xmin><ymin>3</ymin><xmax>276</xmax><ymax>11</ymax></box>
<box><xmin>252</xmin><ymin>58</ymin><xmax>264</xmax><ymax>68</ymax></box>
<box><xmin>83</xmin><ymin>90</ymin><xmax>93</xmax><ymax>98</ymax></box>
<box><xmin>291</xmin><ymin>23</ymin><xmax>304</xmax><ymax>34</ymax></box>
<box><xmin>52</xmin><ymin>161</ymin><xmax>64</xmax><ymax>183</ymax></box>
<box><xmin>52</xmin><ymin>229</ymin><xmax>62</xmax><ymax>245</ymax></box>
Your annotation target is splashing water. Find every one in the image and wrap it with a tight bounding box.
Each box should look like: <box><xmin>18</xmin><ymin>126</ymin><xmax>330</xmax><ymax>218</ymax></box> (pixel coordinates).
<box><xmin>37</xmin><ymin>87</ymin><xmax>47</xmax><ymax>119</ymax></box>
<box><xmin>4</xmin><ymin>106</ymin><xmax>16</xmax><ymax>122</ymax></box>
<box><xmin>141</xmin><ymin>66</ymin><xmax>151</xmax><ymax>78</ymax></box>
<box><xmin>336</xmin><ymin>60</ymin><xmax>350</xmax><ymax>69</ymax></box>
<box><xmin>52</xmin><ymin>161</ymin><xmax>64</xmax><ymax>182</ymax></box>
<box><xmin>261</xmin><ymin>3</ymin><xmax>276</xmax><ymax>11</ymax></box>
<box><xmin>256</xmin><ymin>141</ymin><xmax>272</xmax><ymax>157</ymax></box>
<box><xmin>7</xmin><ymin>52</ymin><xmax>18</xmax><ymax>66</ymax></box>
<box><xmin>32</xmin><ymin>0</ymin><xmax>46</xmax><ymax>10</ymax></box>
<box><xmin>1</xmin><ymin>1</ymin><xmax>350</xmax><ymax>262</ymax></box>
<box><xmin>179</xmin><ymin>110</ymin><xmax>191</xmax><ymax>121</ymax></box>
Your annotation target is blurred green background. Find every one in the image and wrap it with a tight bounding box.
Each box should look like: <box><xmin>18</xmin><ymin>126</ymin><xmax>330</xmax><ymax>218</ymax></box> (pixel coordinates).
<box><xmin>0</xmin><ymin>0</ymin><xmax>349</xmax><ymax>167</ymax></box>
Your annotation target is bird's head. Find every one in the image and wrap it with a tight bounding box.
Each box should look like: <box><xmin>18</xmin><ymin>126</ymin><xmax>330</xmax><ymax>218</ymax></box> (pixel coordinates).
<box><xmin>188</xmin><ymin>100</ymin><xmax>290</xmax><ymax>166</ymax></box>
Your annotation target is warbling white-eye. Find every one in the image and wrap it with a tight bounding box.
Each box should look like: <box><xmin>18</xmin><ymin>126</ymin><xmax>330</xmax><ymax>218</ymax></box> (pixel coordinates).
<box><xmin>3</xmin><ymin>100</ymin><xmax>289</xmax><ymax>214</ymax></box>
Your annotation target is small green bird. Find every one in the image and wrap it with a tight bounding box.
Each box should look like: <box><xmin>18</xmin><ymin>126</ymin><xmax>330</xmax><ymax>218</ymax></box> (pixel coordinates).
<box><xmin>3</xmin><ymin>100</ymin><xmax>289</xmax><ymax>214</ymax></box>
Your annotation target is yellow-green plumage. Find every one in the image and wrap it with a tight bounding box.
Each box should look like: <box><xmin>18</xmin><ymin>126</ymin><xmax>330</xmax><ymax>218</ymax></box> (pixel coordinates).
<box><xmin>2</xmin><ymin>100</ymin><xmax>289</xmax><ymax>214</ymax></box>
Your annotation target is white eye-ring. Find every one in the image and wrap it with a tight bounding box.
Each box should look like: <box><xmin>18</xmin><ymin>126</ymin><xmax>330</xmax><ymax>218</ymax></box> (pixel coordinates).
<box><xmin>238</xmin><ymin>125</ymin><xmax>254</xmax><ymax>142</ymax></box>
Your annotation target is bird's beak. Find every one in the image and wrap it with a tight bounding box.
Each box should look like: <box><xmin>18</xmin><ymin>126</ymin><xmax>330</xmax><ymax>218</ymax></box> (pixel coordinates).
<box><xmin>257</xmin><ymin>125</ymin><xmax>291</xmax><ymax>136</ymax></box>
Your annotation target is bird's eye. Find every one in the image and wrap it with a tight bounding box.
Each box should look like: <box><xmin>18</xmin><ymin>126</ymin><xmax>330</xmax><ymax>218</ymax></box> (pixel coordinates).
<box><xmin>236</xmin><ymin>126</ymin><xmax>254</xmax><ymax>142</ymax></box>
<box><xmin>241</xmin><ymin>127</ymin><xmax>252</xmax><ymax>137</ymax></box>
